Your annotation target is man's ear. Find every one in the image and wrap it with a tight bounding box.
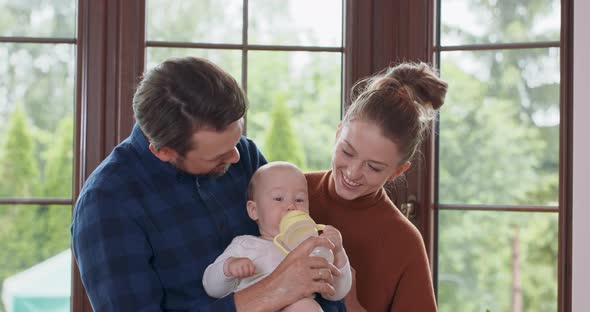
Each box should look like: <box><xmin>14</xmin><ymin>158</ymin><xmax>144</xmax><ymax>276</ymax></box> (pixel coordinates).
<box><xmin>388</xmin><ymin>161</ymin><xmax>411</xmax><ymax>181</ymax></box>
<box><xmin>246</xmin><ymin>201</ymin><xmax>258</xmax><ymax>221</ymax></box>
<box><xmin>149</xmin><ymin>143</ymin><xmax>177</xmax><ymax>162</ymax></box>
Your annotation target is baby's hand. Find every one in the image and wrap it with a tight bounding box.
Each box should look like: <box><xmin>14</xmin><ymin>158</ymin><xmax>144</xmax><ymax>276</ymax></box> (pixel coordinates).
<box><xmin>224</xmin><ymin>257</ymin><xmax>256</xmax><ymax>278</ymax></box>
<box><xmin>321</xmin><ymin>225</ymin><xmax>343</xmax><ymax>254</ymax></box>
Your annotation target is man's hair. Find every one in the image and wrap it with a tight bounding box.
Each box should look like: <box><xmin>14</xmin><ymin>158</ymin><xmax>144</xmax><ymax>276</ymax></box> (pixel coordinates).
<box><xmin>133</xmin><ymin>57</ymin><xmax>247</xmax><ymax>156</ymax></box>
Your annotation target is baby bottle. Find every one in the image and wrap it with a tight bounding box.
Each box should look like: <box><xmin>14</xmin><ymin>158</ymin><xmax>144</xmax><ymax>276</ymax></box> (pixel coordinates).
<box><xmin>273</xmin><ymin>210</ymin><xmax>334</xmax><ymax>263</ymax></box>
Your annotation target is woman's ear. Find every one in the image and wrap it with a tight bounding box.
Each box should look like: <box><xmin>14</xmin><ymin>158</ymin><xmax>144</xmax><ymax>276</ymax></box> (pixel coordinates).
<box><xmin>388</xmin><ymin>161</ymin><xmax>411</xmax><ymax>180</ymax></box>
<box><xmin>246</xmin><ymin>201</ymin><xmax>258</xmax><ymax>221</ymax></box>
<box><xmin>149</xmin><ymin>143</ymin><xmax>177</xmax><ymax>162</ymax></box>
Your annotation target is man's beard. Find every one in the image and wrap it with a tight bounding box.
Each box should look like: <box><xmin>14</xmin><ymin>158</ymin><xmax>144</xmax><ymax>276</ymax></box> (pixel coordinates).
<box><xmin>207</xmin><ymin>164</ymin><xmax>231</xmax><ymax>177</ymax></box>
<box><xmin>171</xmin><ymin>157</ymin><xmax>230</xmax><ymax>177</ymax></box>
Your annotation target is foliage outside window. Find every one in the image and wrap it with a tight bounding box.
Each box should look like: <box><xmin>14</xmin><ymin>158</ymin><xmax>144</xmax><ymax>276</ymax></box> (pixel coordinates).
<box><xmin>0</xmin><ymin>1</ymin><xmax>76</xmax><ymax>311</ymax></box>
<box><xmin>436</xmin><ymin>1</ymin><xmax>561</xmax><ymax>311</ymax></box>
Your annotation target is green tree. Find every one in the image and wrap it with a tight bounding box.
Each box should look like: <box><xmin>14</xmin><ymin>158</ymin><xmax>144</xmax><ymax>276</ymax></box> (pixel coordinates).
<box><xmin>0</xmin><ymin>113</ymin><xmax>71</xmax><ymax>311</ymax></box>
<box><xmin>247</xmin><ymin>51</ymin><xmax>340</xmax><ymax>171</ymax></box>
<box><xmin>0</xmin><ymin>107</ymin><xmax>39</xmax><ymax>197</ymax></box>
<box><xmin>264</xmin><ymin>98</ymin><xmax>306</xmax><ymax>168</ymax></box>
<box><xmin>43</xmin><ymin>116</ymin><xmax>74</xmax><ymax>198</ymax></box>
<box><xmin>438</xmin><ymin>0</ymin><xmax>560</xmax><ymax>311</ymax></box>
<box><xmin>0</xmin><ymin>3</ymin><xmax>75</xmax><ymax>309</ymax></box>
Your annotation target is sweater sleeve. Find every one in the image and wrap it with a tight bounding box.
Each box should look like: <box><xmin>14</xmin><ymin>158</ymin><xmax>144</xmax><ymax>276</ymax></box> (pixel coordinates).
<box><xmin>389</xmin><ymin>234</ymin><xmax>437</xmax><ymax>312</ymax></box>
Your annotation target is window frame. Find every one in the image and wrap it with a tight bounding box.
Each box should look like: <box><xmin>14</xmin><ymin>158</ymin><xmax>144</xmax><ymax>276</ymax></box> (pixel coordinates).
<box><xmin>0</xmin><ymin>37</ymin><xmax>76</xmax><ymax>207</ymax></box>
<box><xmin>143</xmin><ymin>0</ymin><xmax>346</xmax><ymax>135</ymax></box>
<box><xmin>0</xmin><ymin>6</ymin><xmax>78</xmax><ymax>311</ymax></box>
<box><xmin>431</xmin><ymin>0</ymin><xmax>573</xmax><ymax>311</ymax></box>
<box><xmin>67</xmin><ymin>0</ymin><xmax>573</xmax><ymax>311</ymax></box>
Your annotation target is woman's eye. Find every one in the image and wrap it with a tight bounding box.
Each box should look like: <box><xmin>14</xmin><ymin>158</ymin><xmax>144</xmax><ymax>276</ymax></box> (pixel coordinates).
<box><xmin>368</xmin><ymin>164</ymin><xmax>383</xmax><ymax>172</ymax></box>
<box><xmin>273</xmin><ymin>197</ymin><xmax>283</xmax><ymax>202</ymax></box>
<box><xmin>342</xmin><ymin>149</ymin><xmax>353</xmax><ymax>157</ymax></box>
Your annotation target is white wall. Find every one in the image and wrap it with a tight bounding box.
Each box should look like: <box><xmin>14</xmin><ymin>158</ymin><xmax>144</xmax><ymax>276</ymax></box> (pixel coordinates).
<box><xmin>572</xmin><ymin>0</ymin><xmax>589</xmax><ymax>310</ymax></box>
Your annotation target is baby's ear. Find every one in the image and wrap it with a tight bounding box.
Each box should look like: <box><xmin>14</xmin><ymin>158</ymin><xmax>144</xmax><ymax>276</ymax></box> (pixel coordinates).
<box><xmin>246</xmin><ymin>201</ymin><xmax>258</xmax><ymax>221</ymax></box>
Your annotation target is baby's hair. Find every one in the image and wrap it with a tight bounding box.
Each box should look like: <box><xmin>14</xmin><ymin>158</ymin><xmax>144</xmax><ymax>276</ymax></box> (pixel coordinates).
<box><xmin>344</xmin><ymin>62</ymin><xmax>448</xmax><ymax>164</ymax></box>
<box><xmin>246</xmin><ymin>161</ymin><xmax>304</xmax><ymax>200</ymax></box>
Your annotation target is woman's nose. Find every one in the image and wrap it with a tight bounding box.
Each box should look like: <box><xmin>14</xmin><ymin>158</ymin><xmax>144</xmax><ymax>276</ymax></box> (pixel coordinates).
<box><xmin>346</xmin><ymin>161</ymin><xmax>362</xmax><ymax>178</ymax></box>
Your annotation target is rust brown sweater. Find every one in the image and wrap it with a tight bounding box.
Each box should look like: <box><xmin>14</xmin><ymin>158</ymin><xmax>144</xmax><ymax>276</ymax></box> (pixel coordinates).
<box><xmin>306</xmin><ymin>170</ymin><xmax>437</xmax><ymax>312</ymax></box>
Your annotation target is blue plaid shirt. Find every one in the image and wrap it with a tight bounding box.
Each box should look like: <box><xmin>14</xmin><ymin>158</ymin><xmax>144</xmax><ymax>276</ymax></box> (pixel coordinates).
<box><xmin>71</xmin><ymin>125</ymin><xmax>345</xmax><ymax>311</ymax></box>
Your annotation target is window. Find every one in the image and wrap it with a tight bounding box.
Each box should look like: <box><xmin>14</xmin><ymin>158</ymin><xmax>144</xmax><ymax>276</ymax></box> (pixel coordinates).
<box><xmin>435</xmin><ymin>0</ymin><xmax>564</xmax><ymax>311</ymax></box>
<box><xmin>0</xmin><ymin>1</ymin><xmax>572</xmax><ymax>311</ymax></box>
<box><xmin>145</xmin><ymin>0</ymin><xmax>344</xmax><ymax>170</ymax></box>
<box><xmin>0</xmin><ymin>1</ymin><xmax>77</xmax><ymax>311</ymax></box>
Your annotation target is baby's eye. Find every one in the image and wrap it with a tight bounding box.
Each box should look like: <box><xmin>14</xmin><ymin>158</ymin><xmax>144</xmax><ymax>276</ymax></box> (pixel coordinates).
<box><xmin>295</xmin><ymin>198</ymin><xmax>305</xmax><ymax>203</ymax></box>
<box><xmin>273</xmin><ymin>197</ymin><xmax>283</xmax><ymax>202</ymax></box>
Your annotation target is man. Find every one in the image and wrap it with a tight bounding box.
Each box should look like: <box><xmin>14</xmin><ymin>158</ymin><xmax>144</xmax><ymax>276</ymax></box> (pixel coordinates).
<box><xmin>71</xmin><ymin>57</ymin><xmax>343</xmax><ymax>311</ymax></box>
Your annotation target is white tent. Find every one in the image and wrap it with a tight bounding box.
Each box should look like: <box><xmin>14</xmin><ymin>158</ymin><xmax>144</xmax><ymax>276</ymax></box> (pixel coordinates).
<box><xmin>1</xmin><ymin>249</ymin><xmax>71</xmax><ymax>312</ymax></box>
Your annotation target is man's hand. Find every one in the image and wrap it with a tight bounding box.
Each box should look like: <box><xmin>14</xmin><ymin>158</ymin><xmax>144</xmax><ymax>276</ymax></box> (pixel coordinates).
<box><xmin>224</xmin><ymin>257</ymin><xmax>257</xmax><ymax>278</ymax></box>
<box><xmin>234</xmin><ymin>236</ymin><xmax>340</xmax><ymax>311</ymax></box>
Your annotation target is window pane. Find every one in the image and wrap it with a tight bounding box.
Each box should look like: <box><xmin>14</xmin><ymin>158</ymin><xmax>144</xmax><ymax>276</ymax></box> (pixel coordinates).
<box><xmin>438</xmin><ymin>48</ymin><xmax>559</xmax><ymax>206</ymax></box>
<box><xmin>145</xmin><ymin>48</ymin><xmax>242</xmax><ymax>86</ymax></box>
<box><xmin>247</xmin><ymin>51</ymin><xmax>341</xmax><ymax>171</ymax></box>
<box><xmin>146</xmin><ymin>0</ymin><xmax>242</xmax><ymax>44</ymax></box>
<box><xmin>438</xmin><ymin>210</ymin><xmax>557</xmax><ymax>312</ymax></box>
<box><xmin>0</xmin><ymin>0</ymin><xmax>76</xmax><ymax>38</ymax></box>
<box><xmin>0</xmin><ymin>205</ymin><xmax>72</xmax><ymax>312</ymax></box>
<box><xmin>440</xmin><ymin>0</ymin><xmax>560</xmax><ymax>46</ymax></box>
<box><xmin>249</xmin><ymin>0</ymin><xmax>343</xmax><ymax>47</ymax></box>
<box><xmin>0</xmin><ymin>43</ymin><xmax>75</xmax><ymax>199</ymax></box>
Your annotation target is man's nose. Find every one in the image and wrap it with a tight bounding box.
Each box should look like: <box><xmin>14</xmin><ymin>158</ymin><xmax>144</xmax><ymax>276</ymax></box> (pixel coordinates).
<box><xmin>227</xmin><ymin>147</ymin><xmax>240</xmax><ymax>164</ymax></box>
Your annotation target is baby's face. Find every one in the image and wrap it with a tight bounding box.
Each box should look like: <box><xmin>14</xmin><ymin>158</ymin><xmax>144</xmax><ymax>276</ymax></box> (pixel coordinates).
<box><xmin>250</xmin><ymin>166</ymin><xmax>309</xmax><ymax>238</ymax></box>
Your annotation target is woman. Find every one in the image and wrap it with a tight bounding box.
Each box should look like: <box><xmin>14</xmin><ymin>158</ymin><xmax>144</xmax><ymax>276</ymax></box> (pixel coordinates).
<box><xmin>306</xmin><ymin>62</ymin><xmax>448</xmax><ymax>312</ymax></box>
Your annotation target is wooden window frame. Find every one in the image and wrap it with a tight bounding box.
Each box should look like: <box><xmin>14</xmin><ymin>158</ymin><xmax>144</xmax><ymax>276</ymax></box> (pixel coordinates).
<box><xmin>144</xmin><ymin>0</ymin><xmax>345</xmax><ymax>133</ymax></box>
<box><xmin>431</xmin><ymin>1</ymin><xmax>573</xmax><ymax>312</ymax></box>
<box><xmin>72</xmin><ymin>1</ymin><xmax>145</xmax><ymax>310</ymax></box>
<box><xmin>69</xmin><ymin>0</ymin><xmax>573</xmax><ymax>311</ymax></box>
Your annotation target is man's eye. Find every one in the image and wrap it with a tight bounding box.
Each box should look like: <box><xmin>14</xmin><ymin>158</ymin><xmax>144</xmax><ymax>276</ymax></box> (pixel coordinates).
<box><xmin>273</xmin><ymin>197</ymin><xmax>283</xmax><ymax>202</ymax></box>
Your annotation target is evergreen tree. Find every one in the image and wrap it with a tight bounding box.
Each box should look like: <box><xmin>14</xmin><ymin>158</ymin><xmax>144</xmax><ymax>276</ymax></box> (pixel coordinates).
<box><xmin>43</xmin><ymin>116</ymin><xmax>74</xmax><ymax>198</ymax></box>
<box><xmin>263</xmin><ymin>97</ymin><xmax>306</xmax><ymax>169</ymax></box>
<box><xmin>0</xmin><ymin>107</ymin><xmax>39</xmax><ymax>197</ymax></box>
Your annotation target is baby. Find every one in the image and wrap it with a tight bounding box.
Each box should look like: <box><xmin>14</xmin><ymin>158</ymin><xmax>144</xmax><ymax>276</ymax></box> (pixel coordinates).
<box><xmin>202</xmin><ymin>161</ymin><xmax>352</xmax><ymax>311</ymax></box>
